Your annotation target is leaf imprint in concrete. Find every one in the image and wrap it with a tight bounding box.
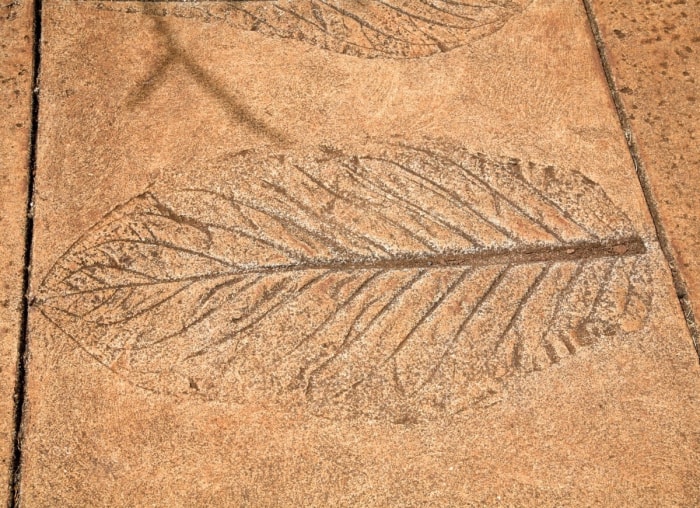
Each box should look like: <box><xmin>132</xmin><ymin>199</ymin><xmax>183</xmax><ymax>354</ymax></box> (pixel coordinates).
<box><xmin>126</xmin><ymin>0</ymin><xmax>532</xmax><ymax>59</ymax></box>
<box><xmin>36</xmin><ymin>142</ymin><xmax>651</xmax><ymax>421</ymax></box>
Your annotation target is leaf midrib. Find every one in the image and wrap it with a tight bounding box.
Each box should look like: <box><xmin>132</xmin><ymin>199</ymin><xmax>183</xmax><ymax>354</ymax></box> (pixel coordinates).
<box><xmin>42</xmin><ymin>236</ymin><xmax>645</xmax><ymax>300</ymax></box>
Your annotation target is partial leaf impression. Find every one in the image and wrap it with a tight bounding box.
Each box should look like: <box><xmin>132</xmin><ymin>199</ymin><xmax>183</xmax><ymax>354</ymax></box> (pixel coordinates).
<box><xmin>123</xmin><ymin>0</ymin><xmax>532</xmax><ymax>59</ymax></box>
<box><xmin>37</xmin><ymin>142</ymin><xmax>650</xmax><ymax>421</ymax></box>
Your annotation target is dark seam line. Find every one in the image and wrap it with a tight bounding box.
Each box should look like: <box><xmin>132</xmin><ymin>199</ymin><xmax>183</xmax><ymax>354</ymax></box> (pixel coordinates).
<box><xmin>9</xmin><ymin>0</ymin><xmax>43</xmax><ymax>504</ymax></box>
<box><xmin>581</xmin><ymin>0</ymin><xmax>699</xmax><ymax>359</ymax></box>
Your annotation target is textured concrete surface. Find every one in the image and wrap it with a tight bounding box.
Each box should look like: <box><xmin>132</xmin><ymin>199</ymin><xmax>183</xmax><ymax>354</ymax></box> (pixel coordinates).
<box><xmin>7</xmin><ymin>0</ymin><xmax>700</xmax><ymax>505</ymax></box>
<box><xmin>591</xmin><ymin>0</ymin><xmax>700</xmax><ymax>329</ymax></box>
<box><xmin>0</xmin><ymin>0</ymin><xmax>34</xmax><ymax>503</ymax></box>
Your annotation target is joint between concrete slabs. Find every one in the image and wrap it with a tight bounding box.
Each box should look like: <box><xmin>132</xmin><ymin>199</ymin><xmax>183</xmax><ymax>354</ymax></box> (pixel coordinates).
<box><xmin>9</xmin><ymin>0</ymin><xmax>43</xmax><ymax>504</ymax></box>
<box><xmin>581</xmin><ymin>0</ymin><xmax>700</xmax><ymax>360</ymax></box>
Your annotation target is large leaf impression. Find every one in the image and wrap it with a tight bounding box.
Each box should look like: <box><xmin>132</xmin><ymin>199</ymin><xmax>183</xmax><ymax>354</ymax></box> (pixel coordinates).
<box><xmin>37</xmin><ymin>142</ymin><xmax>651</xmax><ymax>420</ymax></box>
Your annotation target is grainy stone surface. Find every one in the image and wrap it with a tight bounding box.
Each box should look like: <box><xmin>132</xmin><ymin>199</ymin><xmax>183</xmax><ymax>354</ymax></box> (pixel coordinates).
<box><xmin>591</xmin><ymin>0</ymin><xmax>700</xmax><ymax>329</ymax></box>
<box><xmin>18</xmin><ymin>0</ymin><xmax>700</xmax><ymax>505</ymax></box>
<box><xmin>0</xmin><ymin>0</ymin><xmax>34</xmax><ymax>502</ymax></box>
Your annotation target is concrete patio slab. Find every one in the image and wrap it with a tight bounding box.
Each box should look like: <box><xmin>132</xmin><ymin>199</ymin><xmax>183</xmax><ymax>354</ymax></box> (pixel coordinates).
<box><xmin>14</xmin><ymin>0</ymin><xmax>700</xmax><ymax>505</ymax></box>
<box><xmin>589</xmin><ymin>0</ymin><xmax>700</xmax><ymax>345</ymax></box>
<box><xmin>0</xmin><ymin>0</ymin><xmax>35</xmax><ymax>503</ymax></box>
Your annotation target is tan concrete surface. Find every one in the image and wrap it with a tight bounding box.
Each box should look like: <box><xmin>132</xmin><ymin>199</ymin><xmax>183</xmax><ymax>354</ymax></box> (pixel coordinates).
<box><xmin>15</xmin><ymin>0</ymin><xmax>700</xmax><ymax>505</ymax></box>
<box><xmin>0</xmin><ymin>0</ymin><xmax>34</xmax><ymax>503</ymax></box>
<box><xmin>591</xmin><ymin>0</ymin><xmax>700</xmax><ymax>330</ymax></box>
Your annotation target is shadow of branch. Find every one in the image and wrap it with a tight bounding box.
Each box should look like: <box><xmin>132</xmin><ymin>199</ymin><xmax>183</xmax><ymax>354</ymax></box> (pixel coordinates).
<box><xmin>126</xmin><ymin>9</ymin><xmax>289</xmax><ymax>145</ymax></box>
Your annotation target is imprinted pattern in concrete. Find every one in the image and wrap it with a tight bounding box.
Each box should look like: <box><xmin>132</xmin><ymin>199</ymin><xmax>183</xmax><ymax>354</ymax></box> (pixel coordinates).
<box><xmin>37</xmin><ymin>143</ymin><xmax>652</xmax><ymax>421</ymax></box>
